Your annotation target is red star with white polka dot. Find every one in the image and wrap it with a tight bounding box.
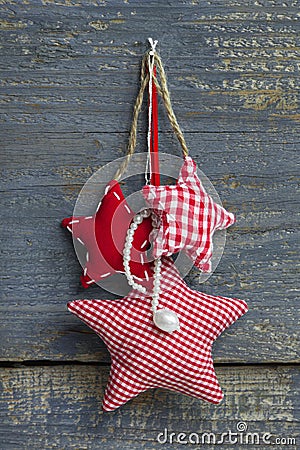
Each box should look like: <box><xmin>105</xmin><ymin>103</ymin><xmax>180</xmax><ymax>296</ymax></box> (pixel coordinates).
<box><xmin>62</xmin><ymin>180</ymin><xmax>153</xmax><ymax>288</ymax></box>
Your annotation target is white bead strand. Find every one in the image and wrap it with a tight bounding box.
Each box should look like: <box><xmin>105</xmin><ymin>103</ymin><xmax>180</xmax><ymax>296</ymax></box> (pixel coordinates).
<box><xmin>123</xmin><ymin>210</ymin><xmax>180</xmax><ymax>333</ymax></box>
<box><xmin>123</xmin><ymin>210</ymin><xmax>151</xmax><ymax>295</ymax></box>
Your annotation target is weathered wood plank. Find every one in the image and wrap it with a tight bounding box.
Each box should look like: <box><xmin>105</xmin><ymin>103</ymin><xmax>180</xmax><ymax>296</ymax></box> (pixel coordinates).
<box><xmin>0</xmin><ymin>0</ymin><xmax>299</xmax><ymax>387</ymax></box>
<box><xmin>2</xmin><ymin>131</ymin><xmax>299</xmax><ymax>177</ymax></box>
<box><xmin>0</xmin><ymin>0</ymin><xmax>299</xmax><ymax>448</ymax></box>
<box><xmin>0</xmin><ymin>2</ymin><xmax>299</xmax><ymax>133</ymax></box>
<box><xmin>1</xmin><ymin>80</ymin><xmax>298</xmax><ymax>133</ymax></box>
<box><xmin>0</xmin><ymin>365</ymin><xmax>299</xmax><ymax>449</ymax></box>
<box><xmin>0</xmin><ymin>210</ymin><xmax>299</xmax><ymax>361</ymax></box>
<box><xmin>1</xmin><ymin>127</ymin><xmax>299</xmax><ymax>361</ymax></box>
<box><xmin>1</xmin><ymin>130</ymin><xmax>299</xmax><ymax>363</ymax></box>
<box><xmin>1</xmin><ymin>224</ymin><xmax>299</xmax><ymax>363</ymax></box>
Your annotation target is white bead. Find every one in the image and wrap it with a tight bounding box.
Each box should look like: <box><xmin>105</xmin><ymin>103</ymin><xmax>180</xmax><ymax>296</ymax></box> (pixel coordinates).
<box><xmin>134</xmin><ymin>215</ymin><xmax>143</xmax><ymax>224</ymax></box>
<box><xmin>154</xmin><ymin>273</ymin><xmax>160</xmax><ymax>282</ymax></box>
<box><xmin>153</xmin><ymin>309</ymin><xmax>180</xmax><ymax>333</ymax></box>
<box><xmin>131</xmin><ymin>223</ymin><xmax>138</xmax><ymax>230</ymax></box>
<box><xmin>135</xmin><ymin>284</ymin><xmax>146</xmax><ymax>294</ymax></box>
<box><xmin>142</xmin><ymin>209</ymin><xmax>150</xmax><ymax>218</ymax></box>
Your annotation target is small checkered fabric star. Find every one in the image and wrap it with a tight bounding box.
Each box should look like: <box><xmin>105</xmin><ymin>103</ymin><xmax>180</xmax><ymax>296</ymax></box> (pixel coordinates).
<box><xmin>68</xmin><ymin>257</ymin><xmax>248</xmax><ymax>411</ymax></box>
<box><xmin>143</xmin><ymin>157</ymin><xmax>235</xmax><ymax>272</ymax></box>
<box><xmin>61</xmin><ymin>180</ymin><xmax>153</xmax><ymax>288</ymax></box>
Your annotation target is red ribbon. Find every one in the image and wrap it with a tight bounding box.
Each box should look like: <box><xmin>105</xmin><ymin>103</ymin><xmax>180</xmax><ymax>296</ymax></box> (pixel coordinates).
<box><xmin>150</xmin><ymin>66</ymin><xmax>160</xmax><ymax>186</ymax></box>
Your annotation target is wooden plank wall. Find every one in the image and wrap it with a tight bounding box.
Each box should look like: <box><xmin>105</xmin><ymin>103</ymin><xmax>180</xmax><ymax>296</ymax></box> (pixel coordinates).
<box><xmin>0</xmin><ymin>0</ymin><xmax>299</xmax><ymax>448</ymax></box>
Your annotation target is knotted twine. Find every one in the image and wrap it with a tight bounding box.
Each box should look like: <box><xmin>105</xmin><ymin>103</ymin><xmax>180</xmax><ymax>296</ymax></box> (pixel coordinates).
<box><xmin>114</xmin><ymin>44</ymin><xmax>189</xmax><ymax>181</ymax></box>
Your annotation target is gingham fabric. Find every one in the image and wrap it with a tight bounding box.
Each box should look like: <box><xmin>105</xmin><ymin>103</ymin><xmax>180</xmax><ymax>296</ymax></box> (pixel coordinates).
<box><xmin>143</xmin><ymin>156</ymin><xmax>235</xmax><ymax>272</ymax></box>
<box><xmin>68</xmin><ymin>257</ymin><xmax>248</xmax><ymax>411</ymax></box>
<box><xmin>62</xmin><ymin>180</ymin><xmax>153</xmax><ymax>288</ymax></box>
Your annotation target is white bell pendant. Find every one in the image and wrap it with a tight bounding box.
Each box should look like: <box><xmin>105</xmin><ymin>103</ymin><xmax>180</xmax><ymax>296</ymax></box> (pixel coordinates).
<box><xmin>153</xmin><ymin>308</ymin><xmax>180</xmax><ymax>333</ymax></box>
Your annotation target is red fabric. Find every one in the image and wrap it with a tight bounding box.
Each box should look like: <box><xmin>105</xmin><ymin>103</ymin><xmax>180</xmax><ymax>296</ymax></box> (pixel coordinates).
<box><xmin>68</xmin><ymin>257</ymin><xmax>248</xmax><ymax>411</ymax></box>
<box><xmin>143</xmin><ymin>157</ymin><xmax>235</xmax><ymax>272</ymax></box>
<box><xmin>62</xmin><ymin>180</ymin><xmax>153</xmax><ymax>288</ymax></box>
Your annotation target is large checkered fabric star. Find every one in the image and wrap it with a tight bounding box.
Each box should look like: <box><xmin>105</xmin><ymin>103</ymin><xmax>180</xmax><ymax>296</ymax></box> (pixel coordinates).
<box><xmin>143</xmin><ymin>157</ymin><xmax>235</xmax><ymax>272</ymax></box>
<box><xmin>68</xmin><ymin>257</ymin><xmax>248</xmax><ymax>411</ymax></box>
<box><xmin>62</xmin><ymin>180</ymin><xmax>153</xmax><ymax>288</ymax></box>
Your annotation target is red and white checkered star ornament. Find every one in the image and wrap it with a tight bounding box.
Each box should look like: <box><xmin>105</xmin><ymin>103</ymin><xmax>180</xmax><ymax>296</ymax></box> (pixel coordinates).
<box><xmin>68</xmin><ymin>257</ymin><xmax>248</xmax><ymax>411</ymax></box>
<box><xmin>143</xmin><ymin>157</ymin><xmax>235</xmax><ymax>272</ymax></box>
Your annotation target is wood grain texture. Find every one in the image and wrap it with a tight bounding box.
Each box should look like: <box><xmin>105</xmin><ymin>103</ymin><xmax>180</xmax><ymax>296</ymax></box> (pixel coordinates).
<box><xmin>1</xmin><ymin>2</ymin><xmax>300</xmax><ymax>134</ymax></box>
<box><xmin>1</xmin><ymin>130</ymin><xmax>299</xmax><ymax>362</ymax></box>
<box><xmin>0</xmin><ymin>0</ymin><xmax>299</xmax><ymax>447</ymax></box>
<box><xmin>0</xmin><ymin>365</ymin><xmax>299</xmax><ymax>449</ymax></box>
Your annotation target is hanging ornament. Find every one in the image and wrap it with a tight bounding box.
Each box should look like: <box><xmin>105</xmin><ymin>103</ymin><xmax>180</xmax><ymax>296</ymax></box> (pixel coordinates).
<box><xmin>143</xmin><ymin>156</ymin><xmax>235</xmax><ymax>272</ymax></box>
<box><xmin>61</xmin><ymin>180</ymin><xmax>153</xmax><ymax>288</ymax></box>
<box><xmin>68</xmin><ymin>257</ymin><xmax>248</xmax><ymax>411</ymax></box>
<box><xmin>64</xmin><ymin>39</ymin><xmax>249</xmax><ymax>413</ymax></box>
